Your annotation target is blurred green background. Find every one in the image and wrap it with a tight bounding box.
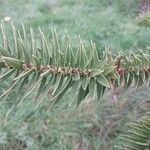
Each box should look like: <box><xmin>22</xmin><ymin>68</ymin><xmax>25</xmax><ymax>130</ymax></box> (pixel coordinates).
<box><xmin>1</xmin><ymin>0</ymin><xmax>150</xmax><ymax>51</ymax></box>
<box><xmin>0</xmin><ymin>0</ymin><xmax>150</xmax><ymax>150</ymax></box>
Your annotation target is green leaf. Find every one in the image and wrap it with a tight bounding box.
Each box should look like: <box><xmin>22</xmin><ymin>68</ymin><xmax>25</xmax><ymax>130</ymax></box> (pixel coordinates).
<box><xmin>52</xmin><ymin>73</ymin><xmax>63</xmax><ymax>96</ymax></box>
<box><xmin>13</xmin><ymin>68</ymin><xmax>34</xmax><ymax>81</ymax></box>
<box><xmin>103</xmin><ymin>66</ymin><xmax>114</xmax><ymax>75</ymax></box>
<box><xmin>17</xmin><ymin>78</ymin><xmax>42</xmax><ymax>107</ymax></box>
<box><xmin>34</xmin><ymin>74</ymin><xmax>56</xmax><ymax>108</ymax></box>
<box><xmin>89</xmin><ymin>78</ymin><xmax>97</xmax><ymax>100</ymax></box>
<box><xmin>124</xmin><ymin>72</ymin><xmax>134</xmax><ymax>89</ymax></box>
<box><xmin>17</xmin><ymin>31</ymin><xmax>26</xmax><ymax>60</ymax></box>
<box><xmin>0</xmin><ymin>69</ymin><xmax>15</xmax><ymax>81</ymax></box>
<box><xmin>89</xmin><ymin>69</ymin><xmax>103</xmax><ymax>77</ymax></box>
<box><xmin>89</xmin><ymin>41</ymin><xmax>100</xmax><ymax>68</ymax></box>
<box><xmin>96</xmin><ymin>74</ymin><xmax>110</xmax><ymax>88</ymax></box>
<box><xmin>11</xmin><ymin>22</ymin><xmax>19</xmax><ymax>58</ymax></box>
<box><xmin>17</xmin><ymin>39</ymin><xmax>30</xmax><ymax>63</ymax></box>
<box><xmin>77</xmin><ymin>86</ymin><xmax>89</xmax><ymax>106</ymax></box>
<box><xmin>36</xmin><ymin>77</ymin><xmax>47</xmax><ymax>98</ymax></box>
<box><xmin>81</xmin><ymin>77</ymin><xmax>90</xmax><ymax>90</ymax></box>
<box><xmin>39</xmin><ymin>27</ymin><xmax>50</xmax><ymax>65</ymax></box>
<box><xmin>32</xmin><ymin>55</ymin><xmax>41</xmax><ymax>70</ymax></box>
<box><xmin>30</xmin><ymin>27</ymin><xmax>36</xmax><ymax>56</ymax></box>
<box><xmin>2</xmin><ymin>56</ymin><xmax>24</xmax><ymax>69</ymax></box>
<box><xmin>63</xmin><ymin>33</ymin><xmax>74</xmax><ymax>67</ymax></box>
<box><xmin>78</xmin><ymin>37</ymin><xmax>88</xmax><ymax>67</ymax></box>
<box><xmin>0</xmin><ymin>22</ymin><xmax>8</xmax><ymax>50</ymax></box>
<box><xmin>0</xmin><ymin>46</ymin><xmax>11</xmax><ymax>57</ymax></box>
<box><xmin>69</xmin><ymin>80</ymin><xmax>82</xmax><ymax>106</ymax></box>
<box><xmin>0</xmin><ymin>80</ymin><xmax>21</xmax><ymax>98</ymax></box>
<box><xmin>51</xmin><ymin>28</ymin><xmax>60</xmax><ymax>65</ymax></box>
<box><xmin>52</xmin><ymin>76</ymin><xmax>72</xmax><ymax>104</ymax></box>
<box><xmin>96</xmin><ymin>82</ymin><xmax>105</xmax><ymax>101</ymax></box>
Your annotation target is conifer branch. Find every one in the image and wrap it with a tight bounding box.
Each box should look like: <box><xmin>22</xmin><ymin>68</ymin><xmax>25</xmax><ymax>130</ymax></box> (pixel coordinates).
<box><xmin>0</xmin><ymin>22</ymin><xmax>150</xmax><ymax>107</ymax></box>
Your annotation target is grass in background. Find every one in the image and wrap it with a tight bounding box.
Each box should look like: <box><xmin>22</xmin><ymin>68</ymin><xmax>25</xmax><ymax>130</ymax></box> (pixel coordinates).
<box><xmin>1</xmin><ymin>0</ymin><xmax>150</xmax><ymax>51</ymax></box>
<box><xmin>0</xmin><ymin>0</ymin><xmax>150</xmax><ymax>149</ymax></box>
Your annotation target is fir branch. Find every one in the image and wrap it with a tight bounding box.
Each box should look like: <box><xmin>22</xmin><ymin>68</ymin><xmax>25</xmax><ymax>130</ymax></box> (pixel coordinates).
<box><xmin>0</xmin><ymin>22</ymin><xmax>150</xmax><ymax>108</ymax></box>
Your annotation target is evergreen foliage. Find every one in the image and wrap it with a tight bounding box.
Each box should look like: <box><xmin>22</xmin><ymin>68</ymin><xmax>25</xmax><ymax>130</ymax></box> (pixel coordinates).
<box><xmin>0</xmin><ymin>1</ymin><xmax>150</xmax><ymax>150</ymax></box>
<box><xmin>116</xmin><ymin>107</ymin><xmax>150</xmax><ymax>150</ymax></box>
<box><xmin>0</xmin><ymin>22</ymin><xmax>150</xmax><ymax>109</ymax></box>
<box><xmin>0</xmin><ymin>18</ymin><xmax>150</xmax><ymax>149</ymax></box>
